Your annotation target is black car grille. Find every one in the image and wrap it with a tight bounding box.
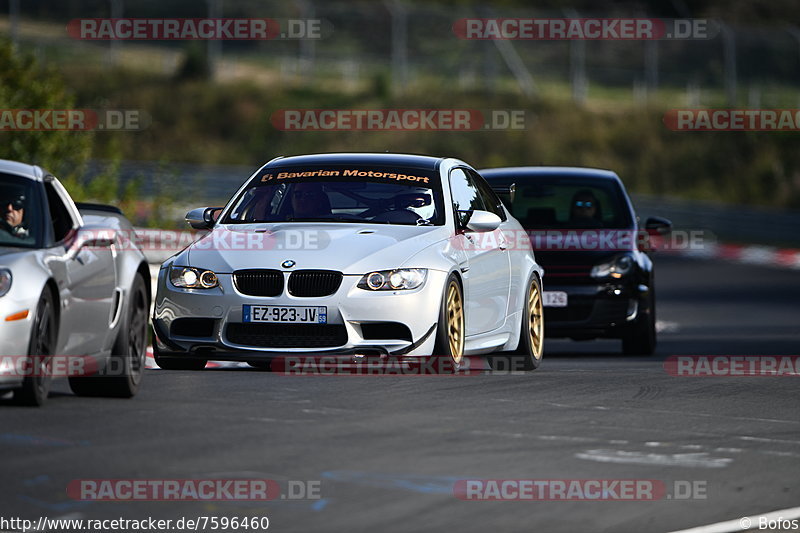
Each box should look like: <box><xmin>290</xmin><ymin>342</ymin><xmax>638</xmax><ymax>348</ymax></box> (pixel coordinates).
<box><xmin>288</xmin><ymin>270</ymin><xmax>343</xmax><ymax>297</ymax></box>
<box><xmin>233</xmin><ymin>269</ymin><xmax>284</xmax><ymax>297</ymax></box>
<box><xmin>544</xmin><ymin>264</ymin><xmax>593</xmax><ymax>282</ymax></box>
<box><xmin>226</xmin><ymin>323</ymin><xmax>348</xmax><ymax>348</ymax></box>
<box><xmin>170</xmin><ymin>318</ymin><xmax>216</xmax><ymax>337</ymax></box>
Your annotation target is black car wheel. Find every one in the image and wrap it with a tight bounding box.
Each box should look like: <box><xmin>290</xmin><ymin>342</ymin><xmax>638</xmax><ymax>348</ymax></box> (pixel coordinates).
<box><xmin>622</xmin><ymin>287</ymin><xmax>656</xmax><ymax>355</ymax></box>
<box><xmin>70</xmin><ymin>274</ymin><xmax>150</xmax><ymax>397</ymax></box>
<box><xmin>15</xmin><ymin>289</ymin><xmax>57</xmax><ymax>406</ymax></box>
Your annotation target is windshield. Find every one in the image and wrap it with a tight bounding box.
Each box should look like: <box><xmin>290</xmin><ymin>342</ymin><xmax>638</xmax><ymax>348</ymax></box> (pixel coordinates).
<box><xmin>0</xmin><ymin>174</ymin><xmax>43</xmax><ymax>249</ymax></box>
<box><xmin>503</xmin><ymin>176</ymin><xmax>634</xmax><ymax>230</ymax></box>
<box><xmin>222</xmin><ymin>165</ymin><xmax>444</xmax><ymax>226</ymax></box>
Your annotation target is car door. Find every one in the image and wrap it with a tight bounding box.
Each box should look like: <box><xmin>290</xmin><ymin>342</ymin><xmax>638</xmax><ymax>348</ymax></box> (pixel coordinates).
<box><xmin>43</xmin><ymin>178</ymin><xmax>117</xmax><ymax>356</ymax></box>
<box><xmin>448</xmin><ymin>168</ymin><xmax>511</xmax><ymax>335</ymax></box>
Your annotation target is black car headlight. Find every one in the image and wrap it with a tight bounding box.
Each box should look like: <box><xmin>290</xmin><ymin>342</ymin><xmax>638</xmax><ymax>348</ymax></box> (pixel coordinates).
<box><xmin>0</xmin><ymin>268</ymin><xmax>11</xmax><ymax>297</ymax></box>
<box><xmin>170</xmin><ymin>266</ymin><xmax>219</xmax><ymax>289</ymax></box>
<box><xmin>358</xmin><ymin>269</ymin><xmax>427</xmax><ymax>291</ymax></box>
<box><xmin>591</xmin><ymin>254</ymin><xmax>634</xmax><ymax>279</ymax></box>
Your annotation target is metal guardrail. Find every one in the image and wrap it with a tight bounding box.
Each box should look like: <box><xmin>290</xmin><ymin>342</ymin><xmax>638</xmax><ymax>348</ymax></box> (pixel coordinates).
<box><xmin>632</xmin><ymin>194</ymin><xmax>800</xmax><ymax>248</ymax></box>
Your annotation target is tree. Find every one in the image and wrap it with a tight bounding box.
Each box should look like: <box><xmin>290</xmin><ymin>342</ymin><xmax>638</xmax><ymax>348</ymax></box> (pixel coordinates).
<box><xmin>0</xmin><ymin>39</ymin><xmax>93</xmax><ymax>179</ymax></box>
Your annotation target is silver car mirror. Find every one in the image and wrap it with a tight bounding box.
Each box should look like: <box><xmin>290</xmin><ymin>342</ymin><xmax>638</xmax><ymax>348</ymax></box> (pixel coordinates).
<box><xmin>465</xmin><ymin>210</ymin><xmax>502</xmax><ymax>233</ymax></box>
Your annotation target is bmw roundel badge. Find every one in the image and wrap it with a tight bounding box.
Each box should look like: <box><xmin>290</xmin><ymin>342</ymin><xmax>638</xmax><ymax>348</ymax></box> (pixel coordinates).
<box><xmin>281</xmin><ymin>260</ymin><xmax>296</xmax><ymax>268</ymax></box>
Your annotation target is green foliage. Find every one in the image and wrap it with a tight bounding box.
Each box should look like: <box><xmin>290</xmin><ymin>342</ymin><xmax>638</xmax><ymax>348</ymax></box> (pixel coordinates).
<box><xmin>0</xmin><ymin>39</ymin><xmax>92</xmax><ymax>179</ymax></box>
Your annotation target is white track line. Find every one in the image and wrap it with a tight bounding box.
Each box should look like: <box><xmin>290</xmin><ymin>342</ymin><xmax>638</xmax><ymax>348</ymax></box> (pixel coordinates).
<box><xmin>668</xmin><ymin>505</ymin><xmax>800</xmax><ymax>533</ymax></box>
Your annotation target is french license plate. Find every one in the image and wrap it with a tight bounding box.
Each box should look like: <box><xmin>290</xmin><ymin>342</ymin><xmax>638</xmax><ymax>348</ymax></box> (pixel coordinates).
<box><xmin>543</xmin><ymin>291</ymin><xmax>568</xmax><ymax>308</ymax></box>
<box><xmin>243</xmin><ymin>305</ymin><xmax>327</xmax><ymax>323</ymax></box>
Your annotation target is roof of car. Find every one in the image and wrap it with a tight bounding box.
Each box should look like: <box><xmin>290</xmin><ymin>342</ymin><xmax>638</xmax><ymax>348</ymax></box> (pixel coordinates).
<box><xmin>263</xmin><ymin>153</ymin><xmax>444</xmax><ymax>170</ymax></box>
<box><xmin>0</xmin><ymin>159</ymin><xmax>44</xmax><ymax>180</ymax></box>
<box><xmin>479</xmin><ymin>166</ymin><xmax>619</xmax><ymax>180</ymax></box>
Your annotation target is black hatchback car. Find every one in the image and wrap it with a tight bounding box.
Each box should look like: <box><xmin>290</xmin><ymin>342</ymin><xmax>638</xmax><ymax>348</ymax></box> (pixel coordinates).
<box><xmin>480</xmin><ymin>167</ymin><xmax>671</xmax><ymax>355</ymax></box>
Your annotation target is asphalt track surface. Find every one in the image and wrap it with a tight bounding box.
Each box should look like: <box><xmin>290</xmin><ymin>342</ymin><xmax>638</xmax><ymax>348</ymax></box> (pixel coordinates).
<box><xmin>1</xmin><ymin>255</ymin><xmax>799</xmax><ymax>533</ymax></box>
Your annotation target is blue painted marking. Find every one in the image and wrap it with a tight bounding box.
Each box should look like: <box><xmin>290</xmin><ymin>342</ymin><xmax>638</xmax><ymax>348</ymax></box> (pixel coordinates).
<box><xmin>23</xmin><ymin>475</ymin><xmax>51</xmax><ymax>487</ymax></box>
<box><xmin>321</xmin><ymin>471</ymin><xmax>460</xmax><ymax>495</ymax></box>
<box><xmin>17</xmin><ymin>495</ymin><xmax>93</xmax><ymax>512</ymax></box>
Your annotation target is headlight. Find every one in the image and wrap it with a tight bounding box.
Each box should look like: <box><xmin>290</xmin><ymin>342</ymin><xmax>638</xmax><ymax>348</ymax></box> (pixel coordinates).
<box><xmin>591</xmin><ymin>254</ymin><xmax>634</xmax><ymax>279</ymax></box>
<box><xmin>358</xmin><ymin>268</ymin><xmax>427</xmax><ymax>291</ymax></box>
<box><xmin>0</xmin><ymin>269</ymin><xmax>11</xmax><ymax>297</ymax></box>
<box><xmin>170</xmin><ymin>266</ymin><xmax>219</xmax><ymax>289</ymax></box>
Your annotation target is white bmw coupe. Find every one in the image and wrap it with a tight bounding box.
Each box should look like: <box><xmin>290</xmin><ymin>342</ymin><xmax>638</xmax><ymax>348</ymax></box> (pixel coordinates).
<box><xmin>152</xmin><ymin>153</ymin><xmax>544</xmax><ymax>371</ymax></box>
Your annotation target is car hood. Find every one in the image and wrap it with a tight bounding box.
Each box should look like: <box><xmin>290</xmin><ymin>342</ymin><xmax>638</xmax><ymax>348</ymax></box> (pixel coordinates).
<box><xmin>182</xmin><ymin>223</ymin><xmax>451</xmax><ymax>274</ymax></box>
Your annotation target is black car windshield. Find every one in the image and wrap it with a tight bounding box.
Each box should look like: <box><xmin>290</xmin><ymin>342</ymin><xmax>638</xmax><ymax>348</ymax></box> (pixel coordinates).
<box><xmin>0</xmin><ymin>174</ymin><xmax>42</xmax><ymax>249</ymax></box>
<box><xmin>222</xmin><ymin>165</ymin><xmax>444</xmax><ymax>226</ymax></box>
<box><xmin>503</xmin><ymin>176</ymin><xmax>634</xmax><ymax>230</ymax></box>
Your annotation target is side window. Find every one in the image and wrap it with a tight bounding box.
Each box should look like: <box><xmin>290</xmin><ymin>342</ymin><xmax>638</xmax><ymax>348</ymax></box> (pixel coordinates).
<box><xmin>44</xmin><ymin>181</ymin><xmax>75</xmax><ymax>243</ymax></box>
<box><xmin>469</xmin><ymin>170</ymin><xmax>507</xmax><ymax>221</ymax></box>
<box><xmin>449</xmin><ymin>168</ymin><xmax>485</xmax><ymax>228</ymax></box>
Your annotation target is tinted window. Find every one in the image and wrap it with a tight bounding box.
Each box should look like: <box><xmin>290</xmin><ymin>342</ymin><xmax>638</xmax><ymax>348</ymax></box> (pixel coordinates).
<box><xmin>469</xmin><ymin>169</ymin><xmax>506</xmax><ymax>221</ymax></box>
<box><xmin>0</xmin><ymin>174</ymin><xmax>42</xmax><ymax>249</ymax></box>
<box><xmin>499</xmin><ymin>177</ymin><xmax>633</xmax><ymax>229</ymax></box>
<box><xmin>449</xmin><ymin>168</ymin><xmax>485</xmax><ymax>227</ymax></box>
<box><xmin>44</xmin><ymin>180</ymin><xmax>75</xmax><ymax>242</ymax></box>
<box><xmin>223</xmin><ymin>165</ymin><xmax>444</xmax><ymax>226</ymax></box>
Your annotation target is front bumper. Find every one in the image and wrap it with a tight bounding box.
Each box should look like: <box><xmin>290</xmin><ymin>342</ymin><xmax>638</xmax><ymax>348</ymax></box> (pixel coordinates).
<box><xmin>0</xmin><ymin>293</ymin><xmax>36</xmax><ymax>390</ymax></box>
<box><xmin>543</xmin><ymin>281</ymin><xmax>646</xmax><ymax>338</ymax></box>
<box><xmin>152</xmin><ymin>267</ymin><xmax>447</xmax><ymax>360</ymax></box>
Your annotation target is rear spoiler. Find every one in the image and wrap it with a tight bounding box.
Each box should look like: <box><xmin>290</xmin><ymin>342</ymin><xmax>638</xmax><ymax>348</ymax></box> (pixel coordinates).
<box><xmin>491</xmin><ymin>183</ymin><xmax>515</xmax><ymax>207</ymax></box>
<box><xmin>75</xmin><ymin>202</ymin><xmax>123</xmax><ymax>215</ymax></box>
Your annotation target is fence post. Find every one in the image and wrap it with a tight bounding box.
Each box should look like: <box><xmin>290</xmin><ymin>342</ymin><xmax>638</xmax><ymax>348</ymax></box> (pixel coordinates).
<box><xmin>9</xmin><ymin>0</ymin><xmax>20</xmax><ymax>51</ymax></box>
<box><xmin>207</xmin><ymin>0</ymin><xmax>223</xmax><ymax>79</ymax></box>
<box><xmin>721</xmin><ymin>23</ymin><xmax>737</xmax><ymax>105</ymax></box>
<box><xmin>385</xmin><ymin>0</ymin><xmax>409</xmax><ymax>94</ymax></box>
<box><xmin>108</xmin><ymin>0</ymin><xmax>123</xmax><ymax>65</ymax></box>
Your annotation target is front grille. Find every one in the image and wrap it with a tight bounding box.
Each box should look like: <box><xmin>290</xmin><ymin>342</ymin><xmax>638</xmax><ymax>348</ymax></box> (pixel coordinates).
<box><xmin>546</xmin><ymin>303</ymin><xmax>593</xmax><ymax>323</ymax></box>
<box><xmin>171</xmin><ymin>318</ymin><xmax>216</xmax><ymax>337</ymax></box>
<box><xmin>544</xmin><ymin>264</ymin><xmax>593</xmax><ymax>282</ymax></box>
<box><xmin>360</xmin><ymin>322</ymin><xmax>412</xmax><ymax>342</ymax></box>
<box><xmin>226</xmin><ymin>323</ymin><xmax>348</xmax><ymax>348</ymax></box>
<box><xmin>233</xmin><ymin>269</ymin><xmax>284</xmax><ymax>296</ymax></box>
<box><xmin>288</xmin><ymin>270</ymin><xmax>343</xmax><ymax>297</ymax></box>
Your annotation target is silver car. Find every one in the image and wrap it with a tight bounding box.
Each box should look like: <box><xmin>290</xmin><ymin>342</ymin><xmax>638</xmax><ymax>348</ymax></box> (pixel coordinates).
<box><xmin>0</xmin><ymin>160</ymin><xmax>151</xmax><ymax>405</ymax></box>
<box><xmin>153</xmin><ymin>153</ymin><xmax>544</xmax><ymax>371</ymax></box>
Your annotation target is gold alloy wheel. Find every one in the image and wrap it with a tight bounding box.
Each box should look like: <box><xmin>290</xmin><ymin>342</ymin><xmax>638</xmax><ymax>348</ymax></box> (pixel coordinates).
<box><xmin>528</xmin><ymin>281</ymin><xmax>544</xmax><ymax>359</ymax></box>
<box><xmin>446</xmin><ymin>280</ymin><xmax>465</xmax><ymax>363</ymax></box>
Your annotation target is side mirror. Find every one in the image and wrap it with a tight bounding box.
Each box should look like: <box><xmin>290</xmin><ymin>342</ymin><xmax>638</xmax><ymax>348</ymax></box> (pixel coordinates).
<box><xmin>645</xmin><ymin>216</ymin><xmax>672</xmax><ymax>235</ymax></box>
<box><xmin>186</xmin><ymin>207</ymin><xmax>223</xmax><ymax>230</ymax></box>
<box><xmin>465</xmin><ymin>210</ymin><xmax>502</xmax><ymax>233</ymax></box>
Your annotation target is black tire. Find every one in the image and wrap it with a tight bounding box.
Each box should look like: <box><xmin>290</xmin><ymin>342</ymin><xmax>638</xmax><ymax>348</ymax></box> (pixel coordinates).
<box><xmin>247</xmin><ymin>361</ymin><xmax>272</xmax><ymax>370</ymax></box>
<box><xmin>69</xmin><ymin>274</ymin><xmax>150</xmax><ymax>397</ymax></box>
<box><xmin>152</xmin><ymin>341</ymin><xmax>207</xmax><ymax>370</ymax></box>
<box><xmin>622</xmin><ymin>288</ymin><xmax>656</xmax><ymax>355</ymax></box>
<box><xmin>490</xmin><ymin>275</ymin><xmax>544</xmax><ymax>372</ymax></box>
<box><xmin>432</xmin><ymin>274</ymin><xmax>465</xmax><ymax>372</ymax></box>
<box><xmin>15</xmin><ymin>289</ymin><xmax>57</xmax><ymax>406</ymax></box>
